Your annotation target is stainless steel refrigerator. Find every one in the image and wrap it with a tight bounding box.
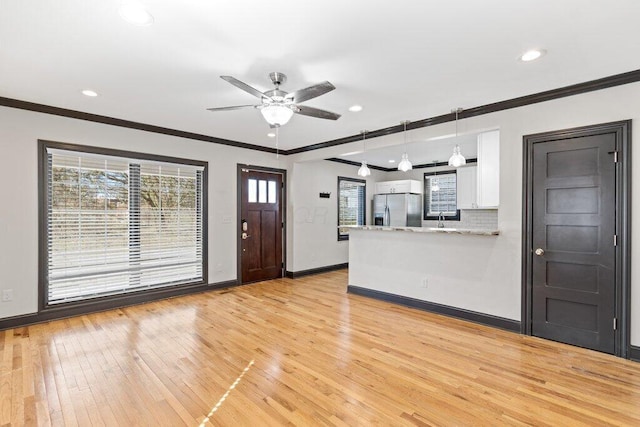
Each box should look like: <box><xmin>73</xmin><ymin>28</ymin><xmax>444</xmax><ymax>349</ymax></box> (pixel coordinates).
<box><xmin>373</xmin><ymin>193</ymin><xmax>422</xmax><ymax>227</ymax></box>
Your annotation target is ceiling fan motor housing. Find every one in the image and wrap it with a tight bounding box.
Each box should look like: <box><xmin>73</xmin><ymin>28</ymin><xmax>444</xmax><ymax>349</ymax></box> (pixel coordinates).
<box><xmin>269</xmin><ymin>72</ymin><xmax>287</xmax><ymax>87</ymax></box>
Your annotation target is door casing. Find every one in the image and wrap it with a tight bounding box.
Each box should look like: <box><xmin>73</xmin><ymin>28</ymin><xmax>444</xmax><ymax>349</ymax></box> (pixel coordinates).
<box><xmin>236</xmin><ymin>164</ymin><xmax>287</xmax><ymax>284</ymax></box>
<box><xmin>522</xmin><ymin>120</ymin><xmax>631</xmax><ymax>358</ymax></box>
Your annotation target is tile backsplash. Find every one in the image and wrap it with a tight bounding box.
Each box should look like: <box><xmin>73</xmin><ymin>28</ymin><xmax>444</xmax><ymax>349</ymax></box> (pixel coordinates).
<box><xmin>422</xmin><ymin>209</ymin><xmax>498</xmax><ymax>230</ymax></box>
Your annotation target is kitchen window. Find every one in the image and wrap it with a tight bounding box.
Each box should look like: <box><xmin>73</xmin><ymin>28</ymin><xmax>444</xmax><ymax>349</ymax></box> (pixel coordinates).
<box><xmin>337</xmin><ymin>176</ymin><xmax>366</xmax><ymax>240</ymax></box>
<box><xmin>40</xmin><ymin>141</ymin><xmax>207</xmax><ymax>308</ymax></box>
<box><xmin>423</xmin><ymin>171</ymin><xmax>460</xmax><ymax>221</ymax></box>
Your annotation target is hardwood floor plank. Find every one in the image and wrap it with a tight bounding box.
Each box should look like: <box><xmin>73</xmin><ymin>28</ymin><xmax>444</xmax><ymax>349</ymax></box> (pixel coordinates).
<box><xmin>1</xmin><ymin>270</ymin><xmax>640</xmax><ymax>425</ymax></box>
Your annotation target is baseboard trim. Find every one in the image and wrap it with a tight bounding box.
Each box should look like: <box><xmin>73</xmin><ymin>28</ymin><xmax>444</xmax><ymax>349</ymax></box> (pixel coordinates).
<box><xmin>207</xmin><ymin>279</ymin><xmax>241</xmax><ymax>290</ymax></box>
<box><xmin>285</xmin><ymin>263</ymin><xmax>349</xmax><ymax>279</ymax></box>
<box><xmin>0</xmin><ymin>279</ymin><xmax>239</xmax><ymax>331</ymax></box>
<box><xmin>347</xmin><ymin>285</ymin><xmax>521</xmax><ymax>332</ymax></box>
<box><xmin>630</xmin><ymin>346</ymin><xmax>640</xmax><ymax>362</ymax></box>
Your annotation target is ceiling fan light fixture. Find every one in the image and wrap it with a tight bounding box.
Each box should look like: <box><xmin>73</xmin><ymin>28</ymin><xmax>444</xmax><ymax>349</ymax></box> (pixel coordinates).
<box><xmin>259</xmin><ymin>104</ymin><xmax>294</xmax><ymax>126</ymax></box>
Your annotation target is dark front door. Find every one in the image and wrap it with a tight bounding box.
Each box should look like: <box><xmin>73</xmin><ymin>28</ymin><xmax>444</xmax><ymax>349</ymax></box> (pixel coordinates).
<box><xmin>239</xmin><ymin>168</ymin><xmax>283</xmax><ymax>283</ymax></box>
<box><xmin>530</xmin><ymin>132</ymin><xmax>616</xmax><ymax>353</ymax></box>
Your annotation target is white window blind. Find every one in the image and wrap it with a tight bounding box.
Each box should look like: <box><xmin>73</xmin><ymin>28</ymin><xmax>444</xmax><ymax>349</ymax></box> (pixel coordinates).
<box><xmin>424</xmin><ymin>172</ymin><xmax>458</xmax><ymax>218</ymax></box>
<box><xmin>46</xmin><ymin>148</ymin><xmax>204</xmax><ymax>305</ymax></box>
<box><xmin>338</xmin><ymin>177</ymin><xmax>366</xmax><ymax>240</ymax></box>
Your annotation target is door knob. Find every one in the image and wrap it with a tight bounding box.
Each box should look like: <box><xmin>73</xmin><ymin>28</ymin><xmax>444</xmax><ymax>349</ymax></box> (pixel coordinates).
<box><xmin>242</xmin><ymin>232</ymin><xmax>250</xmax><ymax>240</ymax></box>
<box><xmin>534</xmin><ymin>248</ymin><xmax>545</xmax><ymax>256</ymax></box>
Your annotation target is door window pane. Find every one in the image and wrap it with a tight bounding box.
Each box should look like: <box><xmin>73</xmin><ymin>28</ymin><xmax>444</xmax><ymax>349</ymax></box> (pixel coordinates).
<box><xmin>258</xmin><ymin>180</ymin><xmax>267</xmax><ymax>203</ymax></box>
<box><xmin>268</xmin><ymin>181</ymin><xmax>276</xmax><ymax>204</ymax></box>
<box><xmin>248</xmin><ymin>179</ymin><xmax>257</xmax><ymax>203</ymax></box>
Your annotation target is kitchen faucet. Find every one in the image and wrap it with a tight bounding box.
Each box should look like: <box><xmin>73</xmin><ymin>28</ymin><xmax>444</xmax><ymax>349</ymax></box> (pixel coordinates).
<box><xmin>438</xmin><ymin>212</ymin><xmax>445</xmax><ymax>228</ymax></box>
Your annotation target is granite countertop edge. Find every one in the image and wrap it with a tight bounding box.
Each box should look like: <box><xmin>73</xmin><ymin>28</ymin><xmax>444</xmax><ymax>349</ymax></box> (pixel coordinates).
<box><xmin>345</xmin><ymin>226</ymin><xmax>500</xmax><ymax>236</ymax></box>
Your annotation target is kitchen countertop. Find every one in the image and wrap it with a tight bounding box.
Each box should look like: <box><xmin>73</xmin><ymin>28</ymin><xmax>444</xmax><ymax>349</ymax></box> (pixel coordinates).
<box><xmin>345</xmin><ymin>225</ymin><xmax>500</xmax><ymax>236</ymax></box>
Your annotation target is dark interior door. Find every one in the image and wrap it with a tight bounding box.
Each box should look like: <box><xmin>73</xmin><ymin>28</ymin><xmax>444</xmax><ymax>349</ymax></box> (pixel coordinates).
<box><xmin>240</xmin><ymin>169</ymin><xmax>283</xmax><ymax>283</ymax></box>
<box><xmin>531</xmin><ymin>133</ymin><xmax>616</xmax><ymax>353</ymax></box>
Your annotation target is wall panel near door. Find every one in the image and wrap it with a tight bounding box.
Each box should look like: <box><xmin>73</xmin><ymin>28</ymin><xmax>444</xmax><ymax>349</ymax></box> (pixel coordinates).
<box><xmin>522</xmin><ymin>120</ymin><xmax>631</xmax><ymax>357</ymax></box>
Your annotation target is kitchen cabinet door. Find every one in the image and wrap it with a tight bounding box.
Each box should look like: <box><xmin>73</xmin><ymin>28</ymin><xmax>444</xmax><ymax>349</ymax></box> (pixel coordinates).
<box><xmin>375</xmin><ymin>181</ymin><xmax>394</xmax><ymax>194</ymax></box>
<box><xmin>456</xmin><ymin>165</ymin><xmax>477</xmax><ymax>209</ymax></box>
<box><xmin>375</xmin><ymin>180</ymin><xmax>421</xmax><ymax>194</ymax></box>
<box><xmin>477</xmin><ymin>130</ymin><xmax>500</xmax><ymax>208</ymax></box>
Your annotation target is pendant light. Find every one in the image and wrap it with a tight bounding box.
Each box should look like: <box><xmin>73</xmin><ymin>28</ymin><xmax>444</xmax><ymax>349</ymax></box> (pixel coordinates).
<box><xmin>357</xmin><ymin>130</ymin><xmax>371</xmax><ymax>177</ymax></box>
<box><xmin>448</xmin><ymin>108</ymin><xmax>466</xmax><ymax>167</ymax></box>
<box><xmin>397</xmin><ymin>120</ymin><xmax>413</xmax><ymax>172</ymax></box>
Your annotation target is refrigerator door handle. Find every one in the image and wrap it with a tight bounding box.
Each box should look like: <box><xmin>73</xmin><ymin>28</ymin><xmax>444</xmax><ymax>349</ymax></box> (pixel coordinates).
<box><xmin>384</xmin><ymin>205</ymin><xmax>390</xmax><ymax>226</ymax></box>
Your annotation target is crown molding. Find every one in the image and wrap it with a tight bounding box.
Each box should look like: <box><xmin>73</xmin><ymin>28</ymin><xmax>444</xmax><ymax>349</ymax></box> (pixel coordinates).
<box><xmin>2</xmin><ymin>68</ymin><xmax>640</xmax><ymax>156</ymax></box>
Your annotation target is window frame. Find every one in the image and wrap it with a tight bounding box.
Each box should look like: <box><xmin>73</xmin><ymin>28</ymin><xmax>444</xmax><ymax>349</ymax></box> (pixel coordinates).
<box><xmin>423</xmin><ymin>170</ymin><xmax>461</xmax><ymax>221</ymax></box>
<box><xmin>38</xmin><ymin>140</ymin><xmax>208</xmax><ymax>313</ymax></box>
<box><xmin>337</xmin><ymin>176</ymin><xmax>367</xmax><ymax>241</ymax></box>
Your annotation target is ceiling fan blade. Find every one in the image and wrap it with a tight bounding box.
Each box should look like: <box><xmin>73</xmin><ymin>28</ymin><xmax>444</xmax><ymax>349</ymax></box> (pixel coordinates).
<box><xmin>285</xmin><ymin>81</ymin><xmax>335</xmax><ymax>103</ymax></box>
<box><xmin>220</xmin><ymin>76</ymin><xmax>272</xmax><ymax>101</ymax></box>
<box><xmin>294</xmin><ymin>105</ymin><xmax>341</xmax><ymax>120</ymax></box>
<box><xmin>206</xmin><ymin>104</ymin><xmax>257</xmax><ymax>112</ymax></box>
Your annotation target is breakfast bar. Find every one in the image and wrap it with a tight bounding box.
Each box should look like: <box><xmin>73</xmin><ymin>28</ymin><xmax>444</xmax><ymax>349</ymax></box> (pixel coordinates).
<box><xmin>346</xmin><ymin>225</ymin><xmax>519</xmax><ymax>328</ymax></box>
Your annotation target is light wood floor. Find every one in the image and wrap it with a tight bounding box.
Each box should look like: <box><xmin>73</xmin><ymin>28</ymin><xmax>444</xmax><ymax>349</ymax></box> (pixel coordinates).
<box><xmin>2</xmin><ymin>270</ymin><xmax>640</xmax><ymax>426</ymax></box>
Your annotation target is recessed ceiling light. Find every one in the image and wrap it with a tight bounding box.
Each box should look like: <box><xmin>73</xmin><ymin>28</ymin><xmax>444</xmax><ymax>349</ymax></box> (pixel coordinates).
<box><xmin>267</xmin><ymin>132</ymin><xmax>276</xmax><ymax>138</ymax></box>
<box><xmin>348</xmin><ymin>105</ymin><xmax>363</xmax><ymax>112</ymax></box>
<box><xmin>119</xmin><ymin>3</ymin><xmax>154</xmax><ymax>26</ymax></box>
<box><xmin>81</xmin><ymin>89</ymin><xmax>98</xmax><ymax>97</ymax></box>
<box><xmin>519</xmin><ymin>49</ymin><xmax>546</xmax><ymax>62</ymax></box>
<box><xmin>388</xmin><ymin>159</ymin><xmax>396</xmax><ymax>163</ymax></box>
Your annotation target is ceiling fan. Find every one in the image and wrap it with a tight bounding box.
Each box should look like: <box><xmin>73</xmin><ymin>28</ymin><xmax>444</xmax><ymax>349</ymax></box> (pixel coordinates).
<box><xmin>207</xmin><ymin>72</ymin><xmax>341</xmax><ymax>127</ymax></box>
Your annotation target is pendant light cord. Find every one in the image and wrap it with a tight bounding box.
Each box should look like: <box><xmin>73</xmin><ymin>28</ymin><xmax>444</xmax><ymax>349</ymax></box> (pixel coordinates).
<box><xmin>455</xmin><ymin>109</ymin><xmax>459</xmax><ymax>140</ymax></box>
<box><xmin>362</xmin><ymin>130</ymin><xmax>366</xmax><ymax>152</ymax></box>
<box><xmin>404</xmin><ymin>121</ymin><xmax>408</xmax><ymax>149</ymax></box>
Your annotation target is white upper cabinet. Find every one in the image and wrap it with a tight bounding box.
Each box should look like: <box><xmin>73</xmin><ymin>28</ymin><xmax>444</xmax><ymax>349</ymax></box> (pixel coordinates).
<box><xmin>456</xmin><ymin>165</ymin><xmax>477</xmax><ymax>209</ymax></box>
<box><xmin>375</xmin><ymin>179</ymin><xmax>422</xmax><ymax>194</ymax></box>
<box><xmin>476</xmin><ymin>130</ymin><xmax>500</xmax><ymax>208</ymax></box>
<box><xmin>456</xmin><ymin>130</ymin><xmax>499</xmax><ymax>210</ymax></box>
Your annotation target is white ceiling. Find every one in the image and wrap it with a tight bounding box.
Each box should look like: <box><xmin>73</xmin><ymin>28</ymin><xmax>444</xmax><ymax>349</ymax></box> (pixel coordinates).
<box><xmin>2</xmin><ymin>1</ymin><xmax>640</xmax><ymax>151</ymax></box>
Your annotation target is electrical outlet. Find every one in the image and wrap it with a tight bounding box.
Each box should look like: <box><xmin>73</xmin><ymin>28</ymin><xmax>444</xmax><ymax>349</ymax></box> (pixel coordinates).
<box><xmin>422</xmin><ymin>278</ymin><xmax>428</xmax><ymax>288</ymax></box>
<box><xmin>2</xmin><ymin>289</ymin><xmax>13</xmax><ymax>302</ymax></box>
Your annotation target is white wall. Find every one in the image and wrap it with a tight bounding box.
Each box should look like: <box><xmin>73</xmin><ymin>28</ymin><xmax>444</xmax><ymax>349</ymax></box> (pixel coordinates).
<box><xmin>289</xmin><ymin>81</ymin><xmax>640</xmax><ymax>346</ymax></box>
<box><xmin>0</xmin><ymin>106</ymin><xmax>284</xmax><ymax>318</ymax></box>
<box><xmin>288</xmin><ymin>159</ymin><xmax>384</xmax><ymax>272</ymax></box>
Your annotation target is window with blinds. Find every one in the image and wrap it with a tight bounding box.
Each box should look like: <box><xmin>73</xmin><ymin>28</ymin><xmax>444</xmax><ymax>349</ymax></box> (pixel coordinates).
<box><xmin>338</xmin><ymin>176</ymin><xmax>366</xmax><ymax>240</ymax></box>
<box><xmin>423</xmin><ymin>171</ymin><xmax>460</xmax><ymax>220</ymax></box>
<box><xmin>43</xmin><ymin>144</ymin><xmax>206</xmax><ymax>306</ymax></box>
